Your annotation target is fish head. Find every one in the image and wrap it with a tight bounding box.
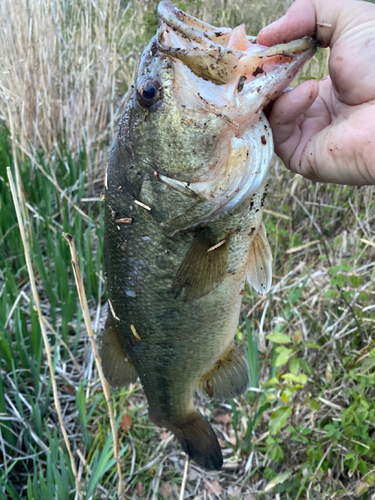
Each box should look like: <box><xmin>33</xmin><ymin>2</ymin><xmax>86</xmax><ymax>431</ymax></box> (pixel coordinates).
<box><xmin>119</xmin><ymin>1</ymin><xmax>315</xmax><ymax>205</ymax></box>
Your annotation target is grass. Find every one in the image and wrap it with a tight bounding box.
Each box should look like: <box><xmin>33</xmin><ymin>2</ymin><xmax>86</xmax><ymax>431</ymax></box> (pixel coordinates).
<box><xmin>1</xmin><ymin>0</ymin><xmax>375</xmax><ymax>498</ymax></box>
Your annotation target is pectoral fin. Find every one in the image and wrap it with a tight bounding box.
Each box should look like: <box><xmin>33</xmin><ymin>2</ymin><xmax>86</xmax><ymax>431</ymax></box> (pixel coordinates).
<box><xmin>198</xmin><ymin>343</ymin><xmax>250</xmax><ymax>400</ymax></box>
<box><xmin>246</xmin><ymin>222</ymin><xmax>273</xmax><ymax>294</ymax></box>
<box><xmin>172</xmin><ymin>231</ymin><xmax>229</xmax><ymax>301</ymax></box>
<box><xmin>101</xmin><ymin>314</ymin><xmax>138</xmax><ymax>388</ymax></box>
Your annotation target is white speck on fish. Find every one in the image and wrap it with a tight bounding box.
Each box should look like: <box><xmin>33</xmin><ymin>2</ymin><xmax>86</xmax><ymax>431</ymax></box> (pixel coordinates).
<box><xmin>130</xmin><ymin>324</ymin><xmax>141</xmax><ymax>340</ymax></box>
<box><xmin>207</xmin><ymin>239</ymin><xmax>227</xmax><ymax>253</ymax></box>
<box><xmin>108</xmin><ymin>299</ymin><xmax>120</xmax><ymax>321</ymax></box>
<box><xmin>116</xmin><ymin>217</ymin><xmax>133</xmax><ymax>224</ymax></box>
<box><xmin>134</xmin><ymin>199</ymin><xmax>151</xmax><ymax>211</ymax></box>
<box><xmin>105</xmin><ymin>164</ymin><xmax>108</xmax><ymax>189</ymax></box>
<box><xmin>126</xmin><ymin>289</ymin><xmax>137</xmax><ymax>297</ymax></box>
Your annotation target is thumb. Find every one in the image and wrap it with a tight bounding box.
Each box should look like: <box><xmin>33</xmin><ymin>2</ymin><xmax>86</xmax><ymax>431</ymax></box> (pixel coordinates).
<box><xmin>257</xmin><ymin>0</ymin><xmax>357</xmax><ymax>48</ymax></box>
<box><xmin>258</xmin><ymin>0</ymin><xmax>316</xmax><ymax>47</ymax></box>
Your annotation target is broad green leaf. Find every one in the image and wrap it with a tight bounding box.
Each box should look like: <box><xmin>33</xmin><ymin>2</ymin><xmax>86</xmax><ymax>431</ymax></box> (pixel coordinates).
<box><xmin>360</xmin><ymin>398</ymin><xmax>370</xmax><ymax>409</ymax></box>
<box><xmin>306</xmin><ymin>343</ymin><xmax>321</xmax><ymax>349</ymax></box>
<box><xmin>269</xmin><ymin>406</ymin><xmax>292</xmax><ymax>435</ymax></box>
<box><xmin>324</xmin><ymin>289</ymin><xmax>339</xmax><ymax>299</ymax></box>
<box><xmin>358</xmin><ymin>357</ymin><xmax>375</xmax><ymax>374</ymax></box>
<box><xmin>289</xmin><ymin>356</ymin><xmax>299</xmax><ymax>375</ymax></box>
<box><xmin>264</xmin><ymin>471</ymin><xmax>292</xmax><ymax>492</ymax></box>
<box><xmin>325</xmin><ymin>424</ymin><xmax>340</xmax><ymax>439</ymax></box>
<box><xmin>350</xmin><ymin>274</ymin><xmax>363</xmax><ymax>287</ymax></box>
<box><xmin>275</xmin><ymin>347</ymin><xmax>293</xmax><ymax>368</ymax></box>
<box><xmin>350</xmin><ymin>456</ymin><xmax>359</xmax><ymax>473</ymax></box>
<box><xmin>355</xmin><ymin>481</ymin><xmax>369</xmax><ymax>496</ymax></box>
<box><xmin>266</xmin><ymin>332</ymin><xmax>291</xmax><ymax>344</ymax></box>
<box><xmin>281</xmin><ymin>388</ymin><xmax>293</xmax><ymax>404</ymax></box>
<box><xmin>282</xmin><ymin>373</ymin><xmax>307</xmax><ymax>385</ymax></box>
<box><xmin>305</xmin><ymin>397</ymin><xmax>320</xmax><ymax>411</ymax></box>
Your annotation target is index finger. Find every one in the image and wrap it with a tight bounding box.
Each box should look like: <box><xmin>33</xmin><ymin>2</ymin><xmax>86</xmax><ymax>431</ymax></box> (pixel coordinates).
<box><xmin>257</xmin><ymin>0</ymin><xmax>372</xmax><ymax>48</ymax></box>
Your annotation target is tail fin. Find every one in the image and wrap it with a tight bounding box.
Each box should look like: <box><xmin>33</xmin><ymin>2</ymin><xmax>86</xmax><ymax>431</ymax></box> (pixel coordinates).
<box><xmin>151</xmin><ymin>411</ymin><xmax>223</xmax><ymax>471</ymax></box>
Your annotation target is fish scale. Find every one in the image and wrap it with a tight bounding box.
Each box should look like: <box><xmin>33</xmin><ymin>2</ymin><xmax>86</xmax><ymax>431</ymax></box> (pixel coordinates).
<box><xmin>102</xmin><ymin>0</ymin><xmax>315</xmax><ymax>470</ymax></box>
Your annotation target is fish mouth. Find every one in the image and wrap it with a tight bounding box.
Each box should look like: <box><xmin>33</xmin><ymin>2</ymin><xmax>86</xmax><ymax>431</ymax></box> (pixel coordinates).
<box><xmin>157</xmin><ymin>0</ymin><xmax>316</xmax><ymax>104</ymax></box>
<box><xmin>152</xmin><ymin>2</ymin><xmax>316</xmax><ymax>225</ymax></box>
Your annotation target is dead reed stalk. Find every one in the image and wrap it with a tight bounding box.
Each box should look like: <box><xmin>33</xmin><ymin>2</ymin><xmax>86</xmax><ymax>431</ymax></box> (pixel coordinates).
<box><xmin>63</xmin><ymin>232</ymin><xmax>125</xmax><ymax>499</ymax></box>
<box><xmin>179</xmin><ymin>458</ymin><xmax>189</xmax><ymax>500</ymax></box>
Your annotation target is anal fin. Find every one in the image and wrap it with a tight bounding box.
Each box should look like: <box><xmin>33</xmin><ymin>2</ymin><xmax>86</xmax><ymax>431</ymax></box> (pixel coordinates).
<box><xmin>172</xmin><ymin>230</ymin><xmax>229</xmax><ymax>301</ymax></box>
<box><xmin>198</xmin><ymin>343</ymin><xmax>250</xmax><ymax>400</ymax></box>
<box><xmin>101</xmin><ymin>313</ymin><xmax>138</xmax><ymax>388</ymax></box>
<box><xmin>246</xmin><ymin>221</ymin><xmax>273</xmax><ymax>294</ymax></box>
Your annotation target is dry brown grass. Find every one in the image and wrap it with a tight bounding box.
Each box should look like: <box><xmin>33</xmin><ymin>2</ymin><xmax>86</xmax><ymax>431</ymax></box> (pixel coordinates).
<box><xmin>0</xmin><ymin>0</ymin><xmax>151</xmax><ymax>177</ymax></box>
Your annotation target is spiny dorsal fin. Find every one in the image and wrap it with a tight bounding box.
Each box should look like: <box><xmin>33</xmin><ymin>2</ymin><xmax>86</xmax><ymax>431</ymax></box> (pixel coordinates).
<box><xmin>246</xmin><ymin>222</ymin><xmax>273</xmax><ymax>294</ymax></box>
<box><xmin>198</xmin><ymin>343</ymin><xmax>250</xmax><ymax>400</ymax></box>
<box><xmin>101</xmin><ymin>315</ymin><xmax>138</xmax><ymax>388</ymax></box>
<box><xmin>172</xmin><ymin>231</ymin><xmax>229</xmax><ymax>301</ymax></box>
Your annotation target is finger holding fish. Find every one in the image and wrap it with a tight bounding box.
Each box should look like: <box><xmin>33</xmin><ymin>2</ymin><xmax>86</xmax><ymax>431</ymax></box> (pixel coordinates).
<box><xmin>259</xmin><ymin>0</ymin><xmax>375</xmax><ymax>185</ymax></box>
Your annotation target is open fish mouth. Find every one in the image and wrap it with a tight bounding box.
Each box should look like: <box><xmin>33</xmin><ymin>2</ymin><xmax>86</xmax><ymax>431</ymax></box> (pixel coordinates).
<box><xmin>151</xmin><ymin>1</ymin><xmax>316</xmax><ymax>225</ymax></box>
<box><xmin>157</xmin><ymin>0</ymin><xmax>316</xmax><ymax>107</ymax></box>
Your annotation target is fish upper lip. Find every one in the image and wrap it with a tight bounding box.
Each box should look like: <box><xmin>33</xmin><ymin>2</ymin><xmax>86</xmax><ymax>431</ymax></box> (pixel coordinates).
<box><xmin>157</xmin><ymin>0</ymin><xmax>316</xmax><ymax>57</ymax></box>
<box><xmin>156</xmin><ymin>1</ymin><xmax>316</xmax><ymax>86</ymax></box>
<box><xmin>157</xmin><ymin>36</ymin><xmax>316</xmax><ymax>61</ymax></box>
<box><xmin>157</xmin><ymin>0</ymin><xmax>232</xmax><ymax>44</ymax></box>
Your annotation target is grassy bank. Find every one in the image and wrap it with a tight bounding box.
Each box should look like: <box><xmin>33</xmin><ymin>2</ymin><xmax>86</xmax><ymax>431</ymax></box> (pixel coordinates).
<box><xmin>1</xmin><ymin>1</ymin><xmax>375</xmax><ymax>499</ymax></box>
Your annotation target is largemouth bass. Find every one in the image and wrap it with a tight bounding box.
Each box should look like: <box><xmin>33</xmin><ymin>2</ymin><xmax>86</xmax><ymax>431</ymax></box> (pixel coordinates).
<box><xmin>102</xmin><ymin>1</ymin><xmax>315</xmax><ymax>471</ymax></box>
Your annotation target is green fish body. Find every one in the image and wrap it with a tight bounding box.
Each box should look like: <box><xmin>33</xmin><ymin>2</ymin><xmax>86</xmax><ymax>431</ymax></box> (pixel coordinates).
<box><xmin>103</xmin><ymin>1</ymin><xmax>315</xmax><ymax>470</ymax></box>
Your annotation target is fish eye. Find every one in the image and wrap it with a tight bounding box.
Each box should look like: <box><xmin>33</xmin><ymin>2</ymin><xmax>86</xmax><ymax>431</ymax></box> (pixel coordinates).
<box><xmin>137</xmin><ymin>80</ymin><xmax>161</xmax><ymax>108</ymax></box>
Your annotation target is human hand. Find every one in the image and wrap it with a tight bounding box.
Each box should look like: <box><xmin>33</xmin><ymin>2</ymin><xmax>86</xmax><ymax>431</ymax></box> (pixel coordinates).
<box><xmin>257</xmin><ymin>0</ymin><xmax>375</xmax><ymax>185</ymax></box>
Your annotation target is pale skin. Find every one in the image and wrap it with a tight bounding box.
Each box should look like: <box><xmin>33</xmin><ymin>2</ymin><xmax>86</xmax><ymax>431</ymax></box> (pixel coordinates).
<box><xmin>257</xmin><ymin>0</ymin><xmax>375</xmax><ymax>185</ymax></box>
